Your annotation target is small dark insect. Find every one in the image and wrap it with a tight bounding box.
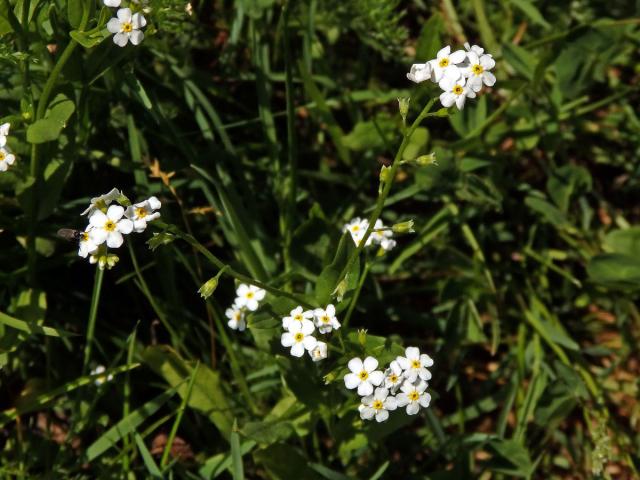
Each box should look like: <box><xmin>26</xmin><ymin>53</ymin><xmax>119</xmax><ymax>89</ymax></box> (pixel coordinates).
<box><xmin>57</xmin><ymin>228</ymin><xmax>82</xmax><ymax>242</ymax></box>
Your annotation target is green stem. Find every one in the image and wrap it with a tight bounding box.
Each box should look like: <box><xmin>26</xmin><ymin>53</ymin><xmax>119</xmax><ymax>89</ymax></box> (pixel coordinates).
<box><xmin>334</xmin><ymin>99</ymin><xmax>437</xmax><ymax>291</ymax></box>
<box><xmin>161</xmin><ymin>362</ymin><xmax>200</xmax><ymax>468</ymax></box>
<box><xmin>165</xmin><ymin>225</ymin><xmax>314</xmax><ymax>309</ymax></box>
<box><xmin>282</xmin><ymin>0</ymin><xmax>297</xmax><ymax>290</ymax></box>
<box><xmin>128</xmin><ymin>242</ymin><xmax>181</xmax><ymax>344</ymax></box>
<box><xmin>82</xmin><ymin>267</ymin><xmax>105</xmax><ymax>373</ymax></box>
<box><xmin>122</xmin><ymin>324</ymin><xmax>138</xmax><ymax>473</ymax></box>
<box><xmin>27</xmin><ymin>2</ymin><xmax>90</xmax><ymax>285</ymax></box>
<box><xmin>342</xmin><ymin>262</ymin><xmax>370</xmax><ymax>328</ymax></box>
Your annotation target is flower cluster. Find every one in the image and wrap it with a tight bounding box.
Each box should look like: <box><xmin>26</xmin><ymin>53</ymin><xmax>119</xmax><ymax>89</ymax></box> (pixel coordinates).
<box><xmin>104</xmin><ymin>0</ymin><xmax>148</xmax><ymax>48</ymax></box>
<box><xmin>343</xmin><ymin>218</ymin><xmax>396</xmax><ymax>251</ymax></box>
<box><xmin>407</xmin><ymin>43</ymin><xmax>496</xmax><ymax>110</ymax></box>
<box><xmin>225</xmin><ymin>284</ymin><xmax>266</xmax><ymax>331</ymax></box>
<box><xmin>91</xmin><ymin>365</ymin><xmax>114</xmax><ymax>386</ymax></box>
<box><xmin>344</xmin><ymin>346</ymin><xmax>433</xmax><ymax>422</ymax></box>
<box><xmin>0</xmin><ymin>123</ymin><xmax>16</xmax><ymax>172</ymax></box>
<box><xmin>75</xmin><ymin>188</ymin><xmax>161</xmax><ymax>269</ymax></box>
<box><xmin>280</xmin><ymin>304</ymin><xmax>340</xmax><ymax>361</ymax></box>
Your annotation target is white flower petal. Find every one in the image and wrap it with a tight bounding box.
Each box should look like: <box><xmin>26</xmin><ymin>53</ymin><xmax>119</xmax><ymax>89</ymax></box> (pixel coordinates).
<box><xmin>348</xmin><ymin>357</ymin><xmax>363</xmax><ymax>373</ymax></box>
<box><xmin>117</xmin><ymin>7</ymin><xmax>132</xmax><ymax>22</ymax></box>
<box><xmin>281</xmin><ymin>332</ymin><xmax>295</xmax><ymax>347</ymax></box>
<box><xmin>344</xmin><ymin>373</ymin><xmax>360</xmax><ymax>390</ymax></box>
<box><xmin>449</xmin><ymin>50</ymin><xmax>466</xmax><ymax>64</ymax></box>
<box><xmin>106</xmin><ymin>205</ymin><xmax>125</xmax><ymax>221</ymax></box>
<box><xmin>419</xmin><ymin>392</ymin><xmax>432</xmax><ymax>408</ymax></box>
<box><xmin>483</xmin><ymin>71</ymin><xmax>496</xmax><ymax>87</ymax></box>
<box><xmin>436</xmin><ymin>45</ymin><xmax>450</xmax><ymax>59</ymax></box>
<box><xmin>302</xmin><ymin>335</ymin><xmax>317</xmax><ymax>351</ymax></box>
<box><xmin>89</xmin><ymin>210</ymin><xmax>107</xmax><ymax>228</ymax></box>
<box><xmin>360</xmin><ymin>407</ymin><xmax>375</xmax><ymax>420</ymax></box>
<box><xmin>290</xmin><ymin>343</ymin><xmax>305</xmax><ymax>357</ymax></box>
<box><xmin>368</xmin><ymin>371</ymin><xmax>384</xmax><ymax>386</ymax></box>
<box><xmin>90</xmin><ymin>228</ymin><xmax>108</xmax><ymax>245</ymax></box>
<box><xmin>117</xmin><ymin>218</ymin><xmax>133</xmax><ymax>234</ymax></box>
<box><xmin>106</xmin><ymin>231</ymin><xmax>124</xmax><ymax>249</ymax></box>
<box><xmin>129</xmin><ymin>30</ymin><xmax>144</xmax><ymax>46</ymax></box>
<box><xmin>357</xmin><ymin>381</ymin><xmax>373</xmax><ymax>397</ymax></box>
<box><xmin>396</xmin><ymin>393</ymin><xmax>409</xmax><ymax>407</ymax></box>
<box><xmin>375</xmin><ymin>410</ymin><xmax>389</xmax><ymax>422</ymax></box>
<box><xmin>480</xmin><ymin>55</ymin><xmax>496</xmax><ymax>70</ymax></box>
<box><xmin>113</xmin><ymin>32</ymin><xmax>129</xmax><ymax>47</ymax></box>
<box><xmin>405</xmin><ymin>347</ymin><xmax>420</xmax><ymax>360</ymax></box>
<box><xmin>406</xmin><ymin>402</ymin><xmax>420</xmax><ymax>415</ymax></box>
<box><xmin>132</xmin><ymin>12</ymin><xmax>147</xmax><ymax>28</ymax></box>
<box><xmin>363</xmin><ymin>356</ymin><xmax>378</xmax><ymax>372</ymax></box>
<box><xmin>107</xmin><ymin>18</ymin><xmax>121</xmax><ymax>33</ymax></box>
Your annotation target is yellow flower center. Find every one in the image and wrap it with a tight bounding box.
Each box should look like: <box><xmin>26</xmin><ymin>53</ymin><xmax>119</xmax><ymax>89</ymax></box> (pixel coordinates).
<box><xmin>411</xmin><ymin>360</ymin><xmax>421</xmax><ymax>369</ymax></box>
<box><xmin>0</xmin><ymin>151</ymin><xmax>5</xmax><ymax>161</ymax></box>
<box><xmin>408</xmin><ymin>391</ymin><xmax>420</xmax><ymax>402</ymax></box>
<box><xmin>472</xmin><ymin>64</ymin><xmax>484</xmax><ymax>75</ymax></box>
<box><xmin>372</xmin><ymin>400</ymin><xmax>384</xmax><ymax>410</ymax></box>
<box><xmin>246</xmin><ymin>291</ymin><xmax>254</xmax><ymax>299</ymax></box>
<box><xmin>294</xmin><ymin>313</ymin><xmax>303</xmax><ymax>321</ymax></box>
<box><xmin>359</xmin><ymin>370</ymin><xmax>369</xmax><ymax>381</ymax></box>
<box><xmin>294</xmin><ymin>333</ymin><xmax>304</xmax><ymax>342</ymax></box>
<box><xmin>104</xmin><ymin>220</ymin><xmax>117</xmax><ymax>232</ymax></box>
<box><xmin>351</xmin><ymin>225</ymin><xmax>360</xmax><ymax>232</ymax></box>
<box><xmin>453</xmin><ymin>85</ymin><xmax>464</xmax><ymax>95</ymax></box>
<box><xmin>234</xmin><ymin>312</ymin><xmax>241</xmax><ymax>321</ymax></box>
<box><xmin>438</xmin><ymin>57</ymin><xmax>449</xmax><ymax>68</ymax></box>
<box><xmin>122</xmin><ymin>22</ymin><xmax>133</xmax><ymax>33</ymax></box>
<box><xmin>322</xmin><ymin>315</ymin><xmax>330</xmax><ymax>323</ymax></box>
<box><xmin>389</xmin><ymin>374</ymin><xmax>398</xmax><ymax>383</ymax></box>
<box><xmin>135</xmin><ymin>207</ymin><xmax>147</xmax><ymax>218</ymax></box>
<box><xmin>80</xmin><ymin>232</ymin><xmax>89</xmax><ymax>242</ymax></box>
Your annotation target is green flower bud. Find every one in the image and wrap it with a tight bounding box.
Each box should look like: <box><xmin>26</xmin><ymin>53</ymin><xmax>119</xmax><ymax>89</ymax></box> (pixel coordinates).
<box><xmin>197</xmin><ymin>266</ymin><xmax>228</xmax><ymax>300</ymax></box>
<box><xmin>358</xmin><ymin>329</ymin><xmax>368</xmax><ymax>347</ymax></box>
<box><xmin>392</xmin><ymin>220</ymin><xmax>415</xmax><ymax>234</ymax></box>
<box><xmin>414</xmin><ymin>152</ymin><xmax>437</xmax><ymax>167</ymax></box>
<box><xmin>397</xmin><ymin>97</ymin><xmax>410</xmax><ymax>123</ymax></box>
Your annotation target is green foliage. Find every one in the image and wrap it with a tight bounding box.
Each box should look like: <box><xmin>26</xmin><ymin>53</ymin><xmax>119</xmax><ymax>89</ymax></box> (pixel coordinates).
<box><xmin>0</xmin><ymin>0</ymin><xmax>639</xmax><ymax>478</ymax></box>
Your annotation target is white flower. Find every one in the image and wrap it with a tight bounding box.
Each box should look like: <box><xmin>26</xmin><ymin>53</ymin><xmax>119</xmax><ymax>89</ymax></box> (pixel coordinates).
<box><xmin>81</xmin><ymin>188</ymin><xmax>122</xmax><ymax>216</ymax></box>
<box><xmin>225</xmin><ymin>305</ymin><xmax>246</xmax><ymax>331</ymax></box>
<box><xmin>428</xmin><ymin>45</ymin><xmax>466</xmax><ymax>82</ymax></box>
<box><xmin>406</xmin><ymin>63</ymin><xmax>432</xmax><ymax>83</ymax></box>
<box><xmin>344</xmin><ymin>217</ymin><xmax>371</xmax><ymax>247</ymax></box>
<box><xmin>78</xmin><ymin>227</ymin><xmax>98</xmax><ymax>258</ymax></box>
<box><xmin>359</xmin><ymin>387</ymin><xmax>398</xmax><ymax>422</ymax></box>
<box><xmin>103</xmin><ymin>0</ymin><xmax>121</xmax><ymax>6</ymax></box>
<box><xmin>344</xmin><ymin>356</ymin><xmax>384</xmax><ymax>396</ymax></box>
<box><xmin>464</xmin><ymin>42</ymin><xmax>490</xmax><ymax>58</ymax></box>
<box><xmin>309</xmin><ymin>341</ymin><xmax>328</xmax><ymax>362</ymax></box>
<box><xmin>383</xmin><ymin>360</ymin><xmax>404</xmax><ymax>393</ymax></box>
<box><xmin>234</xmin><ymin>284</ymin><xmax>266</xmax><ymax>311</ymax></box>
<box><xmin>125</xmin><ymin>196</ymin><xmax>161</xmax><ymax>233</ymax></box>
<box><xmin>107</xmin><ymin>8</ymin><xmax>146</xmax><ymax>48</ymax></box>
<box><xmin>91</xmin><ymin>365</ymin><xmax>114</xmax><ymax>385</ymax></box>
<box><xmin>89</xmin><ymin>205</ymin><xmax>134</xmax><ymax>248</ymax></box>
<box><xmin>313</xmin><ymin>304</ymin><xmax>341</xmax><ymax>334</ymax></box>
<box><xmin>0</xmin><ymin>147</ymin><xmax>15</xmax><ymax>172</ymax></box>
<box><xmin>396</xmin><ymin>379</ymin><xmax>431</xmax><ymax>415</ymax></box>
<box><xmin>371</xmin><ymin>219</ymin><xmax>396</xmax><ymax>252</ymax></box>
<box><xmin>282</xmin><ymin>305</ymin><xmax>313</xmax><ymax>331</ymax></box>
<box><xmin>0</xmin><ymin>122</ymin><xmax>10</xmax><ymax>147</ymax></box>
<box><xmin>281</xmin><ymin>319</ymin><xmax>317</xmax><ymax>357</ymax></box>
<box><xmin>439</xmin><ymin>76</ymin><xmax>476</xmax><ymax>110</ymax></box>
<box><xmin>396</xmin><ymin>346</ymin><xmax>433</xmax><ymax>383</ymax></box>
<box><xmin>463</xmin><ymin>51</ymin><xmax>496</xmax><ymax>92</ymax></box>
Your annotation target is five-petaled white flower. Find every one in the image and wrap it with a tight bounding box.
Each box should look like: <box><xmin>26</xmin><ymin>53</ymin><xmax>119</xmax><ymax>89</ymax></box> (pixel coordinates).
<box><xmin>396</xmin><ymin>346</ymin><xmax>433</xmax><ymax>383</ymax></box>
<box><xmin>313</xmin><ymin>304</ymin><xmax>341</xmax><ymax>334</ymax></box>
<box><xmin>371</xmin><ymin>219</ymin><xmax>396</xmax><ymax>252</ymax></box>
<box><xmin>0</xmin><ymin>147</ymin><xmax>15</xmax><ymax>172</ymax></box>
<box><xmin>225</xmin><ymin>304</ymin><xmax>246</xmax><ymax>331</ymax></box>
<box><xmin>125</xmin><ymin>196</ymin><xmax>161</xmax><ymax>233</ymax></box>
<box><xmin>282</xmin><ymin>305</ymin><xmax>313</xmax><ymax>331</ymax></box>
<box><xmin>81</xmin><ymin>188</ymin><xmax>122</xmax><ymax>216</ymax></box>
<box><xmin>281</xmin><ymin>319</ymin><xmax>317</xmax><ymax>357</ymax></box>
<box><xmin>0</xmin><ymin>122</ymin><xmax>10</xmax><ymax>147</ymax></box>
<box><xmin>309</xmin><ymin>341</ymin><xmax>328</xmax><ymax>362</ymax></box>
<box><xmin>359</xmin><ymin>387</ymin><xmax>398</xmax><ymax>422</ymax></box>
<box><xmin>107</xmin><ymin>8</ymin><xmax>147</xmax><ymax>47</ymax></box>
<box><xmin>344</xmin><ymin>217</ymin><xmax>371</xmax><ymax>247</ymax></box>
<box><xmin>383</xmin><ymin>360</ymin><xmax>404</xmax><ymax>393</ymax></box>
<box><xmin>439</xmin><ymin>76</ymin><xmax>475</xmax><ymax>110</ymax></box>
<box><xmin>428</xmin><ymin>45</ymin><xmax>466</xmax><ymax>82</ymax></box>
<box><xmin>344</xmin><ymin>356</ymin><xmax>384</xmax><ymax>396</ymax></box>
<box><xmin>463</xmin><ymin>51</ymin><xmax>496</xmax><ymax>93</ymax></box>
<box><xmin>396</xmin><ymin>379</ymin><xmax>431</xmax><ymax>415</ymax></box>
<box><xmin>234</xmin><ymin>284</ymin><xmax>265</xmax><ymax>311</ymax></box>
<box><xmin>91</xmin><ymin>365</ymin><xmax>114</xmax><ymax>385</ymax></box>
<box><xmin>78</xmin><ymin>228</ymin><xmax>99</xmax><ymax>258</ymax></box>
<box><xmin>89</xmin><ymin>205</ymin><xmax>134</xmax><ymax>248</ymax></box>
<box><xmin>406</xmin><ymin>63</ymin><xmax>432</xmax><ymax>83</ymax></box>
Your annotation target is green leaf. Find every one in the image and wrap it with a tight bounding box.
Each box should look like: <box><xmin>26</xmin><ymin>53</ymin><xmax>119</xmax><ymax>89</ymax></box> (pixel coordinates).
<box><xmin>67</xmin><ymin>0</ymin><xmax>85</xmax><ymax>29</ymax></box>
<box><xmin>70</xmin><ymin>28</ymin><xmax>110</xmax><ymax>49</ymax></box>
<box><xmin>86</xmin><ymin>388</ymin><xmax>177</xmax><ymax>461</ymax></box>
<box><xmin>503</xmin><ymin>43</ymin><xmax>537</xmax><ymax>80</ymax></box>
<box><xmin>38</xmin><ymin>158</ymin><xmax>72</xmax><ymax>220</ymax></box>
<box><xmin>0</xmin><ymin>311</ymin><xmax>70</xmax><ymax>338</ymax></box>
<box><xmin>415</xmin><ymin>12</ymin><xmax>443</xmax><ymax>61</ymax></box>
<box><xmin>253</xmin><ymin>444</ymin><xmax>323</xmax><ymax>480</ymax></box>
<box><xmin>134</xmin><ymin>433</ymin><xmax>163</xmax><ymax>478</ymax></box>
<box><xmin>603</xmin><ymin>227</ymin><xmax>640</xmax><ymax>258</ymax></box>
<box><xmin>143</xmin><ymin>345</ymin><xmax>233</xmax><ymax>439</ymax></box>
<box><xmin>199</xmin><ymin>441</ymin><xmax>256</xmax><ymax>479</ymax></box>
<box><xmin>587</xmin><ymin>253</ymin><xmax>640</xmax><ymax>290</ymax></box>
<box><xmin>26</xmin><ymin>94</ymin><xmax>75</xmax><ymax>144</ymax></box>
<box><xmin>230</xmin><ymin>426</ymin><xmax>245</xmax><ymax>480</ymax></box>
<box><xmin>487</xmin><ymin>439</ymin><xmax>534</xmax><ymax>477</ymax></box>
<box><xmin>546</xmin><ymin>164</ymin><xmax>591</xmax><ymax>213</ymax></box>
<box><xmin>315</xmin><ymin>233</ymin><xmax>354</xmax><ymax>304</ymax></box>
<box><xmin>510</xmin><ymin>0</ymin><xmax>551</xmax><ymax>29</ymax></box>
<box><xmin>525</xmin><ymin>196</ymin><xmax>572</xmax><ymax>230</ymax></box>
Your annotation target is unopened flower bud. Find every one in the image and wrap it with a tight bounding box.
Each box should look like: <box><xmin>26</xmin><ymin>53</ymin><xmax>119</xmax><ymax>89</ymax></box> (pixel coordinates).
<box><xmin>358</xmin><ymin>329</ymin><xmax>368</xmax><ymax>347</ymax></box>
<box><xmin>392</xmin><ymin>220</ymin><xmax>415</xmax><ymax>234</ymax></box>
<box><xmin>379</xmin><ymin>165</ymin><xmax>392</xmax><ymax>194</ymax></box>
<box><xmin>332</xmin><ymin>278</ymin><xmax>348</xmax><ymax>302</ymax></box>
<box><xmin>198</xmin><ymin>266</ymin><xmax>228</xmax><ymax>300</ymax></box>
<box><xmin>414</xmin><ymin>152</ymin><xmax>437</xmax><ymax>167</ymax></box>
<box><xmin>397</xmin><ymin>97</ymin><xmax>410</xmax><ymax>123</ymax></box>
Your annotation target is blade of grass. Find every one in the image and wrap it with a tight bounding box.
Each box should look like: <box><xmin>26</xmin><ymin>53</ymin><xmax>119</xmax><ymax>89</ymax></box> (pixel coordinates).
<box><xmin>230</xmin><ymin>421</ymin><xmax>245</xmax><ymax>480</ymax></box>
<box><xmin>134</xmin><ymin>432</ymin><xmax>163</xmax><ymax>478</ymax></box>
